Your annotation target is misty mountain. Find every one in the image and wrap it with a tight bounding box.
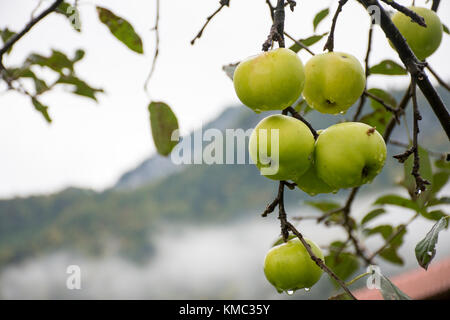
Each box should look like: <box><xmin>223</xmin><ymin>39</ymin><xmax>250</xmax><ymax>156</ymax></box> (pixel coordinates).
<box><xmin>0</xmin><ymin>85</ymin><xmax>448</xmax><ymax>271</ymax></box>
<box><xmin>115</xmin><ymin>85</ymin><xmax>449</xmax><ymax>190</ymax></box>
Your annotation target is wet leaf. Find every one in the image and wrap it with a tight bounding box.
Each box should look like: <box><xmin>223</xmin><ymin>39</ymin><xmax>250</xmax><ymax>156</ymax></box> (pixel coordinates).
<box><xmin>415</xmin><ymin>217</ymin><xmax>448</xmax><ymax>270</ymax></box>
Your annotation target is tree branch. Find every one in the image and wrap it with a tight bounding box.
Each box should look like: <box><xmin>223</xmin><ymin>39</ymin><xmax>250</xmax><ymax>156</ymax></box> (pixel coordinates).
<box><xmin>262</xmin><ymin>0</ymin><xmax>286</xmax><ymax>51</ymax></box>
<box><xmin>364</xmin><ymin>90</ymin><xmax>401</xmax><ymax>122</ymax></box>
<box><xmin>380</xmin><ymin>0</ymin><xmax>426</xmax><ymax>27</ymax></box>
<box><xmin>368</xmin><ymin>212</ymin><xmax>419</xmax><ymax>261</ymax></box>
<box><xmin>426</xmin><ymin>63</ymin><xmax>450</xmax><ymax>92</ymax></box>
<box><xmin>284</xmin><ymin>221</ymin><xmax>357</xmax><ymax>299</ymax></box>
<box><xmin>323</xmin><ymin>0</ymin><xmax>348</xmax><ymax>52</ymax></box>
<box><xmin>284</xmin><ymin>106</ymin><xmax>319</xmax><ymax>139</ymax></box>
<box><xmin>190</xmin><ymin>0</ymin><xmax>229</xmax><ymax>45</ymax></box>
<box><xmin>383</xmin><ymin>84</ymin><xmax>412</xmax><ymax>142</ymax></box>
<box><xmin>0</xmin><ymin>0</ymin><xmax>63</xmax><ymax>62</ymax></box>
<box><xmin>431</xmin><ymin>0</ymin><xmax>441</xmax><ymax>12</ymax></box>
<box><xmin>357</xmin><ymin>0</ymin><xmax>450</xmax><ymax>139</ymax></box>
<box><xmin>144</xmin><ymin>0</ymin><xmax>160</xmax><ymax>93</ymax></box>
<box><xmin>353</xmin><ymin>23</ymin><xmax>374</xmax><ymax>121</ymax></box>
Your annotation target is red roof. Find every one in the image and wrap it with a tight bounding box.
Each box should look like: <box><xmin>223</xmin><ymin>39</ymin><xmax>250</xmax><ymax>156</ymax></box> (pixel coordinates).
<box><xmin>354</xmin><ymin>257</ymin><xmax>450</xmax><ymax>300</ymax></box>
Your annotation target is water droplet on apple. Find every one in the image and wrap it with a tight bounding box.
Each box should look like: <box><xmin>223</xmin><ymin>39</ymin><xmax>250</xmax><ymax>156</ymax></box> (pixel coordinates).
<box><xmin>304</xmin><ymin>287</ymin><xmax>310</xmax><ymax>292</ymax></box>
<box><xmin>286</xmin><ymin>290</ymin><xmax>294</xmax><ymax>295</ymax></box>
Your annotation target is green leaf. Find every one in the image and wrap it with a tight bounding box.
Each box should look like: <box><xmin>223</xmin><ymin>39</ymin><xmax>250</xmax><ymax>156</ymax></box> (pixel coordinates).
<box><xmin>361</xmin><ymin>208</ymin><xmax>386</xmax><ymax>225</ymax></box>
<box><xmin>96</xmin><ymin>6</ymin><xmax>143</xmax><ymax>54</ymax></box>
<box><xmin>367</xmin><ymin>88</ymin><xmax>397</xmax><ymax>110</ymax></box>
<box><xmin>26</xmin><ymin>49</ymin><xmax>84</xmax><ymax>74</ymax></box>
<box><xmin>31</xmin><ymin>97</ymin><xmax>52</xmax><ymax>123</ymax></box>
<box><xmin>288</xmin><ymin>32</ymin><xmax>328</xmax><ymax>53</ymax></box>
<box><xmin>313</xmin><ymin>8</ymin><xmax>329</xmax><ymax>31</ymax></box>
<box><xmin>325</xmin><ymin>252</ymin><xmax>360</xmax><ymax>287</ymax></box>
<box><xmin>360</xmin><ymin>108</ymin><xmax>390</xmax><ymax>135</ymax></box>
<box><xmin>415</xmin><ymin>217</ymin><xmax>448</xmax><ymax>270</ymax></box>
<box><xmin>434</xmin><ymin>158</ymin><xmax>450</xmax><ymax>171</ymax></box>
<box><xmin>427</xmin><ymin>197</ymin><xmax>450</xmax><ymax>207</ymax></box>
<box><xmin>294</xmin><ymin>100</ymin><xmax>312</xmax><ymax>115</ymax></box>
<box><xmin>374</xmin><ymin>194</ymin><xmax>422</xmax><ymax>213</ymax></box>
<box><xmin>431</xmin><ymin>172</ymin><xmax>449</xmax><ymax>196</ymax></box>
<box><xmin>56</xmin><ymin>75</ymin><xmax>104</xmax><ymax>101</ymax></box>
<box><xmin>271</xmin><ymin>233</ymin><xmax>297</xmax><ymax>247</ymax></box>
<box><xmin>148</xmin><ymin>101</ymin><xmax>179</xmax><ymax>156</ymax></box>
<box><xmin>421</xmin><ymin>210</ymin><xmax>448</xmax><ymax>221</ymax></box>
<box><xmin>8</xmin><ymin>68</ymin><xmax>49</xmax><ymax>95</ymax></box>
<box><xmin>56</xmin><ymin>2</ymin><xmax>81</xmax><ymax>32</ymax></box>
<box><xmin>443</xmin><ymin>24</ymin><xmax>449</xmax><ymax>35</ymax></box>
<box><xmin>304</xmin><ymin>200</ymin><xmax>340</xmax><ymax>213</ymax></box>
<box><xmin>367</xmin><ymin>224</ymin><xmax>406</xmax><ymax>265</ymax></box>
<box><xmin>0</xmin><ymin>28</ymin><xmax>16</xmax><ymax>54</ymax></box>
<box><xmin>379</xmin><ymin>245</ymin><xmax>404</xmax><ymax>265</ymax></box>
<box><xmin>370</xmin><ymin>60</ymin><xmax>407</xmax><ymax>75</ymax></box>
<box><xmin>365</xmin><ymin>224</ymin><xmax>393</xmax><ymax>238</ymax></box>
<box><xmin>378</xmin><ymin>273</ymin><xmax>411</xmax><ymax>300</ymax></box>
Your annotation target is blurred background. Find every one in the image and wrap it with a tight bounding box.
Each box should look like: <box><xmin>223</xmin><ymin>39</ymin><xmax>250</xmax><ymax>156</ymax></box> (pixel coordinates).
<box><xmin>0</xmin><ymin>0</ymin><xmax>449</xmax><ymax>299</ymax></box>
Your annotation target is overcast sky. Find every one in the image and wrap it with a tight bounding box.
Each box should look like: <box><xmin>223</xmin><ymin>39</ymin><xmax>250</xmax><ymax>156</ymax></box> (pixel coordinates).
<box><xmin>0</xmin><ymin>0</ymin><xmax>449</xmax><ymax>198</ymax></box>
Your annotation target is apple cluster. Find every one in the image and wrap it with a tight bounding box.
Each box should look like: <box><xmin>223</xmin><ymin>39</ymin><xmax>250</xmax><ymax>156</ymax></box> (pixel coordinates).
<box><xmin>235</xmin><ymin>6</ymin><xmax>442</xmax><ymax>294</ymax></box>
<box><xmin>249</xmin><ymin>116</ymin><xmax>387</xmax><ymax>195</ymax></box>
<box><xmin>234</xmin><ymin>48</ymin><xmax>366</xmax><ymax>115</ymax></box>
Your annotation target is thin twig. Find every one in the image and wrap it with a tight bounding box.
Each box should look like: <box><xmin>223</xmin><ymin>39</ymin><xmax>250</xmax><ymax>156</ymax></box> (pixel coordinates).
<box><xmin>144</xmin><ymin>0</ymin><xmax>160</xmax><ymax>93</ymax></box>
<box><xmin>364</xmin><ymin>90</ymin><xmax>401</xmax><ymax>122</ymax></box>
<box><xmin>389</xmin><ymin>140</ymin><xmax>446</xmax><ymax>158</ymax></box>
<box><xmin>368</xmin><ymin>212</ymin><xmax>419</xmax><ymax>261</ymax></box>
<box><xmin>283</xmin><ymin>32</ymin><xmax>316</xmax><ymax>56</ymax></box>
<box><xmin>284</xmin><ymin>106</ymin><xmax>318</xmax><ymax>139</ymax></box>
<box><xmin>380</xmin><ymin>0</ymin><xmax>426</xmax><ymax>27</ymax></box>
<box><xmin>383</xmin><ymin>83</ymin><xmax>412</xmax><ymax>142</ymax></box>
<box><xmin>353</xmin><ymin>23</ymin><xmax>374</xmax><ymax>121</ymax></box>
<box><xmin>190</xmin><ymin>1</ymin><xmax>229</xmax><ymax>45</ymax></box>
<box><xmin>323</xmin><ymin>0</ymin><xmax>348</xmax><ymax>52</ymax></box>
<box><xmin>0</xmin><ymin>0</ymin><xmax>63</xmax><ymax>61</ymax></box>
<box><xmin>410</xmin><ymin>79</ymin><xmax>431</xmax><ymax>194</ymax></box>
<box><xmin>285</xmin><ymin>221</ymin><xmax>357</xmax><ymax>299</ymax></box>
<box><xmin>426</xmin><ymin>63</ymin><xmax>450</xmax><ymax>91</ymax></box>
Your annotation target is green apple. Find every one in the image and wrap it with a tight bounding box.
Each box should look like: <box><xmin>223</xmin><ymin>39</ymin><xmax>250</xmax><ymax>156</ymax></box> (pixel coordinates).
<box><xmin>294</xmin><ymin>165</ymin><xmax>335</xmax><ymax>196</ymax></box>
<box><xmin>294</xmin><ymin>129</ymin><xmax>335</xmax><ymax>195</ymax></box>
<box><xmin>233</xmin><ymin>48</ymin><xmax>305</xmax><ymax>112</ymax></box>
<box><xmin>391</xmin><ymin>7</ymin><xmax>443</xmax><ymax>61</ymax></box>
<box><xmin>302</xmin><ymin>52</ymin><xmax>365</xmax><ymax>114</ymax></box>
<box><xmin>315</xmin><ymin>122</ymin><xmax>387</xmax><ymax>189</ymax></box>
<box><xmin>264</xmin><ymin>238</ymin><xmax>324</xmax><ymax>293</ymax></box>
<box><xmin>249</xmin><ymin>115</ymin><xmax>314</xmax><ymax>181</ymax></box>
